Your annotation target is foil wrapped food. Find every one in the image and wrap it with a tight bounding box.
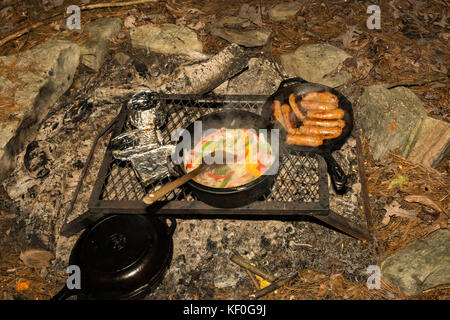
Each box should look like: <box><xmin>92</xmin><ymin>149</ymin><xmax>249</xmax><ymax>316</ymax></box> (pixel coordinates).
<box><xmin>110</xmin><ymin>91</ymin><xmax>177</xmax><ymax>187</ymax></box>
<box><xmin>127</xmin><ymin>90</ymin><xmax>166</xmax><ymax>129</ymax></box>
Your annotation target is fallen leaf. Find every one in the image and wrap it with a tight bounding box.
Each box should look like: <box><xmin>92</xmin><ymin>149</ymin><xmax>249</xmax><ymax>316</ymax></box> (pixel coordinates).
<box><xmin>390</xmin><ymin>120</ymin><xmax>398</xmax><ymax>130</ymax></box>
<box><xmin>388</xmin><ymin>174</ymin><xmax>408</xmax><ymax>189</ymax></box>
<box><xmin>16</xmin><ymin>280</ymin><xmax>30</xmax><ymax>292</ymax></box>
<box><xmin>254</xmin><ymin>275</ymin><xmax>271</xmax><ymax>289</ymax></box>
<box><xmin>337</xmin><ymin>25</ymin><xmax>361</xmax><ymax>48</ymax></box>
<box><xmin>124</xmin><ymin>15</ymin><xmax>136</xmax><ymax>29</ymax></box>
<box><xmin>238</xmin><ymin>3</ymin><xmax>263</xmax><ymax>27</ymax></box>
<box><xmin>404</xmin><ymin>195</ymin><xmax>444</xmax><ymax>213</ymax></box>
<box><xmin>382</xmin><ymin>201</ymin><xmax>417</xmax><ymax>225</ymax></box>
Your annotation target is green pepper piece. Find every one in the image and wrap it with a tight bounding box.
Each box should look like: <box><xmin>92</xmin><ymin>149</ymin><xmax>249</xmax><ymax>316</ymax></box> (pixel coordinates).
<box><xmin>219</xmin><ymin>175</ymin><xmax>232</xmax><ymax>188</ymax></box>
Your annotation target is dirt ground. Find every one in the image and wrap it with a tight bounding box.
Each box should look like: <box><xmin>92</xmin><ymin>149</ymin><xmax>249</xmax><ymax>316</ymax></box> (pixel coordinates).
<box><xmin>0</xmin><ymin>0</ymin><xmax>449</xmax><ymax>300</ymax></box>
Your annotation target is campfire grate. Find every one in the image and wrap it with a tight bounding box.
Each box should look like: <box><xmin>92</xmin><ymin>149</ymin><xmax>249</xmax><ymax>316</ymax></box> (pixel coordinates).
<box><xmin>88</xmin><ymin>95</ymin><xmax>330</xmax><ymax>217</ymax></box>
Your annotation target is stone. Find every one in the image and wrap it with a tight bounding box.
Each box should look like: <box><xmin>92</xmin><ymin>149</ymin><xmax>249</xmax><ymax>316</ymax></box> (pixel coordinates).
<box><xmin>130</xmin><ymin>23</ymin><xmax>203</xmax><ymax>55</ymax></box>
<box><xmin>280</xmin><ymin>44</ymin><xmax>352</xmax><ymax>87</ymax></box>
<box><xmin>357</xmin><ymin>85</ymin><xmax>428</xmax><ymax>161</ymax></box>
<box><xmin>213</xmin><ymin>57</ymin><xmax>283</xmax><ymax>95</ymax></box>
<box><xmin>80</xmin><ymin>18</ymin><xmax>123</xmax><ymax>71</ymax></box>
<box><xmin>210</xmin><ymin>16</ymin><xmax>271</xmax><ymax>47</ymax></box>
<box><xmin>0</xmin><ymin>40</ymin><xmax>80</xmax><ymax>181</ymax></box>
<box><xmin>268</xmin><ymin>1</ymin><xmax>305</xmax><ymax>21</ymax></box>
<box><xmin>113</xmin><ymin>52</ymin><xmax>131</xmax><ymax>66</ymax></box>
<box><xmin>406</xmin><ymin>117</ymin><xmax>450</xmax><ymax>168</ymax></box>
<box><xmin>381</xmin><ymin>230</ymin><xmax>450</xmax><ymax>296</ymax></box>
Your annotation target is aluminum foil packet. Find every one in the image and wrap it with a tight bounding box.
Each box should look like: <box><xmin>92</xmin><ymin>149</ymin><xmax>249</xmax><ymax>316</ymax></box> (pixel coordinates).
<box><xmin>111</xmin><ymin>128</ymin><xmax>163</xmax><ymax>161</ymax></box>
<box><xmin>127</xmin><ymin>90</ymin><xmax>166</xmax><ymax>129</ymax></box>
<box><xmin>130</xmin><ymin>145</ymin><xmax>177</xmax><ymax>186</ymax></box>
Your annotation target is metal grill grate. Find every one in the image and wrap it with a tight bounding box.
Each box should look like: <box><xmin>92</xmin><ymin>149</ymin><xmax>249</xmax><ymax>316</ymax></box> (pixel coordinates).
<box><xmin>88</xmin><ymin>95</ymin><xmax>330</xmax><ymax>217</ymax></box>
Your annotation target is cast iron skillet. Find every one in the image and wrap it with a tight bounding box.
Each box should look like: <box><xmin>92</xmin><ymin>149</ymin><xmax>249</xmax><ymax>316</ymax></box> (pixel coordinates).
<box><xmin>51</xmin><ymin>215</ymin><xmax>175</xmax><ymax>300</ymax></box>
<box><xmin>261</xmin><ymin>77</ymin><xmax>354</xmax><ymax>194</ymax></box>
<box><xmin>172</xmin><ymin>109</ymin><xmax>279</xmax><ymax>208</ymax></box>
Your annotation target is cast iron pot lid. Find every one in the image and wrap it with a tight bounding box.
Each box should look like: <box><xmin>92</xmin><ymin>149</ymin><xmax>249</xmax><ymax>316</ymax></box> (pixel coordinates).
<box><xmin>53</xmin><ymin>214</ymin><xmax>175</xmax><ymax>300</ymax></box>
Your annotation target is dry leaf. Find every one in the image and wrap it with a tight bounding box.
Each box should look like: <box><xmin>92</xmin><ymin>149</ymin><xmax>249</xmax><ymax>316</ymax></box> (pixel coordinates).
<box><xmin>404</xmin><ymin>195</ymin><xmax>444</xmax><ymax>213</ymax></box>
<box><xmin>337</xmin><ymin>25</ymin><xmax>361</xmax><ymax>48</ymax></box>
<box><xmin>124</xmin><ymin>15</ymin><xmax>136</xmax><ymax>29</ymax></box>
<box><xmin>238</xmin><ymin>3</ymin><xmax>263</xmax><ymax>27</ymax></box>
<box><xmin>382</xmin><ymin>201</ymin><xmax>417</xmax><ymax>225</ymax></box>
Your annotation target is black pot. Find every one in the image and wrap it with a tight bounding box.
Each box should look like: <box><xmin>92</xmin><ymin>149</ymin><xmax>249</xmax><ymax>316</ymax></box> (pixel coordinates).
<box><xmin>174</xmin><ymin>110</ymin><xmax>279</xmax><ymax>208</ymax></box>
<box><xmin>51</xmin><ymin>214</ymin><xmax>175</xmax><ymax>300</ymax></box>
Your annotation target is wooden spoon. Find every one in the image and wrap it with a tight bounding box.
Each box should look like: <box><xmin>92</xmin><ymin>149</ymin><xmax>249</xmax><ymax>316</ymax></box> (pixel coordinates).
<box><xmin>142</xmin><ymin>151</ymin><xmax>234</xmax><ymax>205</ymax></box>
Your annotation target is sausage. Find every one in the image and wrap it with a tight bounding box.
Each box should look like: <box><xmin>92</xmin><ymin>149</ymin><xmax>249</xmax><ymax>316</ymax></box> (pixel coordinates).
<box><xmin>306</xmin><ymin>109</ymin><xmax>345</xmax><ymax>120</ymax></box>
<box><xmin>302</xmin><ymin>91</ymin><xmax>338</xmax><ymax>105</ymax></box>
<box><xmin>297</xmin><ymin>125</ymin><xmax>342</xmax><ymax>139</ymax></box>
<box><xmin>281</xmin><ymin>104</ymin><xmax>297</xmax><ymax>134</ymax></box>
<box><xmin>300</xmin><ymin>99</ymin><xmax>337</xmax><ymax>111</ymax></box>
<box><xmin>272</xmin><ymin>100</ymin><xmax>288</xmax><ymax>128</ymax></box>
<box><xmin>302</xmin><ymin>119</ymin><xmax>346</xmax><ymax>129</ymax></box>
<box><xmin>286</xmin><ymin>134</ymin><xmax>323</xmax><ymax>147</ymax></box>
<box><xmin>289</xmin><ymin>93</ymin><xmax>305</xmax><ymax>120</ymax></box>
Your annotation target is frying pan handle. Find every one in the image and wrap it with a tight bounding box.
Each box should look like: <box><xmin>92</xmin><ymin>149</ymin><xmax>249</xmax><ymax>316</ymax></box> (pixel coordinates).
<box><xmin>322</xmin><ymin>153</ymin><xmax>347</xmax><ymax>195</ymax></box>
<box><xmin>278</xmin><ymin>77</ymin><xmax>308</xmax><ymax>90</ymax></box>
<box><xmin>50</xmin><ymin>286</ymin><xmax>77</xmax><ymax>300</ymax></box>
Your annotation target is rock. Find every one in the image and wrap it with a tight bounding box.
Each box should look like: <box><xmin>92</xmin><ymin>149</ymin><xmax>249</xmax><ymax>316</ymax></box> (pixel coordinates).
<box><xmin>381</xmin><ymin>230</ymin><xmax>450</xmax><ymax>296</ymax></box>
<box><xmin>0</xmin><ymin>40</ymin><xmax>80</xmax><ymax>181</ymax></box>
<box><xmin>406</xmin><ymin>117</ymin><xmax>450</xmax><ymax>168</ymax></box>
<box><xmin>113</xmin><ymin>52</ymin><xmax>130</xmax><ymax>65</ymax></box>
<box><xmin>210</xmin><ymin>16</ymin><xmax>271</xmax><ymax>47</ymax></box>
<box><xmin>357</xmin><ymin>85</ymin><xmax>428</xmax><ymax>161</ymax></box>
<box><xmin>214</xmin><ymin>57</ymin><xmax>282</xmax><ymax>95</ymax></box>
<box><xmin>130</xmin><ymin>23</ymin><xmax>203</xmax><ymax>55</ymax></box>
<box><xmin>80</xmin><ymin>18</ymin><xmax>123</xmax><ymax>71</ymax></box>
<box><xmin>280</xmin><ymin>44</ymin><xmax>352</xmax><ymax>87</ymax></box>
<box><xmin>268</xmin><ymin>1</ymin><xmax>305</xmax><ymax>21</ymax></box>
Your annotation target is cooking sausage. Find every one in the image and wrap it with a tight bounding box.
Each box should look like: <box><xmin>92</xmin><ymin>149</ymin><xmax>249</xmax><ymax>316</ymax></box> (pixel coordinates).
<box><xmin>281</xmin><ymin>104</ymin><xmax>297</xmax><ymax>134</ymax></box>
<box><xmin>297</xmin><ymin>125</ymin><xmax>342</xmax><ymax>139</ymax></box>
<box><xmin>306</xmin><ymin>109</ymin><xmax>345</xmax><ymax>120</ymax></box>
<box><xmin>289</xmin><ymin>93</ymin><xmax>305</xmax><ymax>120</ymax></box>
<box><xmin>272</xmin><ymin>100</ymin><xmax>288</xmax><ymax>129</ymax></box>
<box><xmin>300</xmin><ymin>100</ymin><xmax>337</xmax><ymax>111</ymax></box>
<box><xmin>302</xmin><ymin>119</ymin><xmax>346</xmax><ymax>129</ymax></box>
<box><xmin>286</xmin><ymin>134</ymin><xmax>323</xmax><ymax>147</ymax></box>
<box><xmin>302</xmin><ymin>91</ymin><xmax>338</xmax><ymax>105</ymax></box>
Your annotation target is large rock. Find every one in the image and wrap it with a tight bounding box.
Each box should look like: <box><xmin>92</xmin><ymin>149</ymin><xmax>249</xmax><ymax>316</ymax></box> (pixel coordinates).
<box><xmin>281</xmin><ymin>44</ymin><xmax>352</xmax><ymax>87</ymax></box>
<box><xmin>406</xmin><ymin>117</ymin><xmax>450</xmax><ymax>168</ymax></box>
<box><xmin>0</xmin><ymin>40</ymin><xmax>80</xmax><ymax>181</ymax></box>
<box><xmin>80</xmin><ymin>18</ymin><xmax>123</xmax><ymax>71</ymax></box>
<box><xmin>130</xmin><ymin>23</ymin><xmax>203</xmax><ymax>55</ymax></box>
<box><xmin>268</xmin><ymin>1</ymin><xmax>306</xmax><ymax>21</ymax></box>
<box><xmin>358</xmin><ymin>85</ymin><xmax>429</xmax><ymax>161</ymax></box>
<box><xmin>210</xmin><ymin>16</ymin><xmax>271</xmax><ymax>47</ymax></box>
<box><xmin>381</xmin><ymin>230</ymin><xmax>450</xmax><ymax>296</ymax></box>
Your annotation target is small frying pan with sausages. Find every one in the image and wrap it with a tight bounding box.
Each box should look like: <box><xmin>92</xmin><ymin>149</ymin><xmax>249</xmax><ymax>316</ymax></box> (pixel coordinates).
<box><xmin>261</xmin><ymin>77</ymin><xmax>353</xmax><ymax>194</ymax></box>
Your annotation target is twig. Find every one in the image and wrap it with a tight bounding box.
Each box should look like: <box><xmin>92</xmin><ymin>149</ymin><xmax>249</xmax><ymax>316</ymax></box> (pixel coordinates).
<box><xmin>244</xmin><ymin>269</ymin><xmax>260</xmax><ymax>291</ymax></box>
<box><xmin>249</xmin><ymin>272</ymin><xmax>298</xmax><ymax>299</ymax></box>
<box><xmin>230</xmin><ymin>251</ymin><xmax>276</xmax><ymax>282</ymax></box>
<box><xmin>0</xmin><ymin>0</ymin><xmax>159</xmax><ymax>48</ymax></box>
<box><xmin>80</xmin><ymin>0</ymin><xmax>158</xmax><ymax>10</ymax></box>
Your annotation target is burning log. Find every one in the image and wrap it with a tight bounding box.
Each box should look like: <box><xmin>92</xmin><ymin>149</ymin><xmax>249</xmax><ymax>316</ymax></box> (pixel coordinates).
<box><xmin>160</xmin><ymin>44</ymin><xmax>249</xmax><ymax>95</ymax></box>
